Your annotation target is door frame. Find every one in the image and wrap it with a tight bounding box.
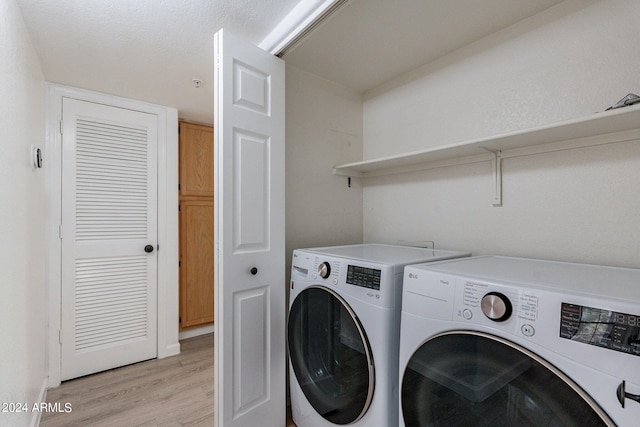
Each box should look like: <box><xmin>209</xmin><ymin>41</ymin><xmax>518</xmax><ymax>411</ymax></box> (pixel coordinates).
<box><xmin>45</xmin><ymin>83</ymin><xmax>180</xmax><ymax>387</ymax></box>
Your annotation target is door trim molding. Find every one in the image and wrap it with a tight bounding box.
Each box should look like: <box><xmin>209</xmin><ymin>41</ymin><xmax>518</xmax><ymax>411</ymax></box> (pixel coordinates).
<box><xmin>258</xmin><ymin>0</ymin><xmax>349</xmax><ymax>56</ymax></box>
<box><xmin>45</xmin><ymin>83</ymin><xmax>180</xmax><ymax>387</ymax></box>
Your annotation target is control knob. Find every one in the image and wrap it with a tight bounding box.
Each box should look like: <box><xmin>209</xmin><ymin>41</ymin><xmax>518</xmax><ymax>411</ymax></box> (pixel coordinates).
<box><xmin>318</xmin><ymin>261</ymin><xmax>331</xmax><ymax>279</ymax></box>
<box><xmin>481</xmin><ymin>292</ymin><xmax>512</xmax><ymax>322</ymax></box>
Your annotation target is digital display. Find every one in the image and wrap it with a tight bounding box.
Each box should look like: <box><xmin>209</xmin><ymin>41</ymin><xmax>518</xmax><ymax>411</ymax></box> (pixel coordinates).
<box><xmin>560</xmin><ymin>303</ymin><xmax>640</xmax><ymax>357</ymax></box>
<box><xmin>346</xmin><ymin>265</ymin><xmax>381</xmax><ymax>290</ymax></box>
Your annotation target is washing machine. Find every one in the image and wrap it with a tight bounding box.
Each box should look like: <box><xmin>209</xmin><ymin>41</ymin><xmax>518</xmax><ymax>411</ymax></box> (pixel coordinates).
<box><xmin>288</xmin><ymin>244</ymin><xmax>471</xmax><ymax>426</ymax></box>
<box><xmin>399</xmin><ymin>256</ymin><xmax>640</xmax><ymax>427</ymax></box>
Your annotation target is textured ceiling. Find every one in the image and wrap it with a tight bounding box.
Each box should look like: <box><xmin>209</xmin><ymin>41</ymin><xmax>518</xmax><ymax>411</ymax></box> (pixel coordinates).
<box><xmin>16</xmin><ymin>0</ymin><xmax>303</xmax><ymax>124</ymax></box>
<box><xmin>284</xmin><ymin>0</ymin><xmax>565</xmax><ymax>94</ymax></box>
<box><xmin>16</xmin><ymin>0</ymin><xmax>568</xmax><ymax>124</ymax></box>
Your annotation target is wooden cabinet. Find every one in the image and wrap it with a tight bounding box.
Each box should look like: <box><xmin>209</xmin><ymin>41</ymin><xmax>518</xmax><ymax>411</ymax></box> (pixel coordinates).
<box><xmin>179</xmin><ymin>200</ymin><xmax>214</xmax><ymax>328</ymax></box>
<box><xmin>179</xmin><ymin>121</ymin><xmax>214</xmax><ymax>330</ymax></box>
<box><xmin>179</xmin><ymin>122</ymin><xmax>214</xmax><ymax>197</ymax></box>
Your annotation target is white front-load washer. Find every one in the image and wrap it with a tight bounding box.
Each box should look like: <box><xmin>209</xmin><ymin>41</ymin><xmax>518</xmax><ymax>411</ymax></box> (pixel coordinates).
<box><xmin>288</xmin><ymin>244</ymin><xmax>471</xmax><ymax>426</ymax></box>
<box><xmin>399</xmin><ymin>256</ymin><xmax>640</xmax><ymax>427</ymax></box>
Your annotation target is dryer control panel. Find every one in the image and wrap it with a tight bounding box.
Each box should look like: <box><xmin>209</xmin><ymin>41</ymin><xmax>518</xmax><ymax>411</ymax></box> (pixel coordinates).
<box><xmin>346</xmin><ymin>265</ymin><xmax>381</xmax><ymax>290</ymax></box>
<box><xmin>560</xmin><ymin>303</ymin><xmax>640</xmax><ymax>357</ymax></box>
<box><xmin>291</xmin><ymin>250</ymin><xmax>399</xmax><ymax>308</ymax></box>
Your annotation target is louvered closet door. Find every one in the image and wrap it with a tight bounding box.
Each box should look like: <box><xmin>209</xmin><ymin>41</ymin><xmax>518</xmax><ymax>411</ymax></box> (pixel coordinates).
<box><xmin>60</xmin><ymin>98</ymin><xmax>158</xmax><ymax>381</ymax></box>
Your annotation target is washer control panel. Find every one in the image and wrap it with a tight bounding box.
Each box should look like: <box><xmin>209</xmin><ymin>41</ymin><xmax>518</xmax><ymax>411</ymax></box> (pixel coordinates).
<box><xmin>311</xmin><ymin>258</ymin><xmax>340</xmax><ymax>284</ymax></box>
<box><xmin>454</xmin><ymin>281</ymin><xmax>540</xmax><ymax>337</ymax></box>
<box><xmin>560</xmin><ymin>303</ymin><xmax>640</xmax><ymax>357</ymax></box>
<box><xmin>458</xmin><ymin>282</ymin><xmax>539</xmax><ymax>319</ymax></box>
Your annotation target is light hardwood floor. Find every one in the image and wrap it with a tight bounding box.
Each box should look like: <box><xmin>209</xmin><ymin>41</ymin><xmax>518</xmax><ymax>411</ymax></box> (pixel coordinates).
<box><xmin>41</xmin><ymin>333</ymin><xmax>297</xmax><ymax>426</ymax></box>
<box><xmin>41</xmin><ymin>334</ymin><xmax>213</xmax><ymax>427</ymax></box>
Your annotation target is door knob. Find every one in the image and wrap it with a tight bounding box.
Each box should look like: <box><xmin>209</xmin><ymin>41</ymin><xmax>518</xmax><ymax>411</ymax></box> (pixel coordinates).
<box><xmin>250</xmin><ymin>267</ymin><xmax>258</xmax><ymax>275</ymax></box>
<box><xmin>144</xmin><ymin>244</ymin><xmax>154</xmax><ymax>253</ymax></box>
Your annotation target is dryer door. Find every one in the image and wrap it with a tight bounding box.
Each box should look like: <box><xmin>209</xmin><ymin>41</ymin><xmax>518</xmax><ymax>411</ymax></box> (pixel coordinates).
<box><xmin>401</xmin><ymin>331</ymin><xmax>614</xmax><ymax>426</ymax></box>
<box><xmin>288</xmin><ymin>286</ymin><xmax>375</xmax><ymax>425</ymax></box>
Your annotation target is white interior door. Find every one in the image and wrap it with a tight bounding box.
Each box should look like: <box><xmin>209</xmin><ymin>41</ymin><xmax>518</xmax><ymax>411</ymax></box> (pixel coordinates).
<box><xmin>214</xmin><ymin>29</ymin><xmax>286</xmax><ymax>427</ymax></box>
<box><xmin>60</xmin><ymin>98</ymin><xmax>158</xmax><ymax>381</ymax></box>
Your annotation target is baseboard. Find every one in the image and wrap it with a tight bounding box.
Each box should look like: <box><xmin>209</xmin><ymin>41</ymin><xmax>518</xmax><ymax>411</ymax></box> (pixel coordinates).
<box><xmin>30</xmin><ymin>378</ymin><xmax>48</xmax><ymax>427</ymax></box>
<box><xmin>179</xmin><ymin>324</ymin><xmax>214</xmax><ymax>340</ymax></box>
<box><xmin>160</xmin><ymin>343</ymin><xmax>181</xmax><ymax>359</ymax></box>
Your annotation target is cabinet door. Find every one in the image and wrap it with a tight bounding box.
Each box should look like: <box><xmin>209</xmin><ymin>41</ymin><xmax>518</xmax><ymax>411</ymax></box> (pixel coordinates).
<box><xmin>179</xmin><ymin>122</ymin><xmax>214</xmax><ymax>197</ymax></box>
<box><xmin>179</xmin><ymin>200</ymin><xmax>214</xmax><ymax>329</ymax></box>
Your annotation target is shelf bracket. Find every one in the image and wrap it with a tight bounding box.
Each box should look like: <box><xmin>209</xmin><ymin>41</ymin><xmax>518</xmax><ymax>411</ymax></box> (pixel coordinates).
<box><xmin>481</xmin><ymin>147</ymin><xmax>502</xmax><ymax>207</ymax></box>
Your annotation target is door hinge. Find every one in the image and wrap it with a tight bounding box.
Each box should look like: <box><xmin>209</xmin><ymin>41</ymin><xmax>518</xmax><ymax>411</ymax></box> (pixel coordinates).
<box><xmin>178</xmin><ymin>184</ymin><xmax>181</xmax><ymax>191</ymax></box>
<box><xmin>157</xmin><ymin>244</ymin><xmax>160</xmax><ymax>252</ymax></box>
<box><xmin>59</xmin><ymin>120</ymin><xmax>63</xmax><ymax>135</ymax></box>
<box><xmin>58</xmin><ymin>330</ymin><xmax>63</xmax><ymax>344</ymax></box>
<box><xmin>58</xmin><ymin>224</ymin><xmax>63</xmax><ymax>239</ymax></box>
<box><xmin>179</xmin><ymin>260</ymin><xmax>181</xmax><ymax>268</ymax></box>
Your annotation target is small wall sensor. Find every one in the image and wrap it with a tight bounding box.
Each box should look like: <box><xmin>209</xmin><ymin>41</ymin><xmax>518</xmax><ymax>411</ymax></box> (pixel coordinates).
<box><xmin>31</xmin><ymin>145</ymin><xmax>43</xmax><ymax>169</ymax></box>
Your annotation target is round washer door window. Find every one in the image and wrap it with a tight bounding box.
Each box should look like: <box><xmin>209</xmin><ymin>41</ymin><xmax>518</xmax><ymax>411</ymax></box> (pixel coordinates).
<box><xmin>288</xmin><ymin>286</ymin><xmax>374</xmax><ymax>425</ymax></box>
<box><xmin>401</xmin><ymin>332</ymin><xmax>613</xmax><ymax>427</ymax></box>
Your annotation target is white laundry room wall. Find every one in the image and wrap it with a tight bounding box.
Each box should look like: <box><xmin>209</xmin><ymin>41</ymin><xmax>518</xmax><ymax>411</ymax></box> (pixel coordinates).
<box><xmin>285</xmin><ymin>65</ymin><xmax>363</xmax><ymax>272</ymax></box>
<box><xmin>0</xmin><ymin>0</ymin><xmax>48</xmax><ymax>425</ymax></box>
<box><xmin>361</xmin><ymin>0</ymin><xmax>640</xmax><ymax>268</ymax></box>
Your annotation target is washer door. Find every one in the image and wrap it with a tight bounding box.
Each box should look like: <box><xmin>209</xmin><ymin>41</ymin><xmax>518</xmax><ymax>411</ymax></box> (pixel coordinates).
<box><xmin>288</xmin><ymin>286</ymin><xmax>375</xmax><ymax>425</ymax></box>
<box><xmin>401</xmin><ymin>331</ymin><xmax>614</xmax><ymax>427</ymax></box>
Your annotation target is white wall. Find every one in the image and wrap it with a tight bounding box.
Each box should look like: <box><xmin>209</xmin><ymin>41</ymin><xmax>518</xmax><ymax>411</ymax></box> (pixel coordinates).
<box><xmin>285</xmin><ymin>65</ymin><xmax>363</xmax><ymax>266</ymax></box>
<box><xmin>0</xmin><ymin>0</ymin><xmax>47</xmax><ymax>425</ymax></box>
<box><xmin>362</xmin><ymin>0</ymin><xmax>640</xmax><ymax>268</ymax></box>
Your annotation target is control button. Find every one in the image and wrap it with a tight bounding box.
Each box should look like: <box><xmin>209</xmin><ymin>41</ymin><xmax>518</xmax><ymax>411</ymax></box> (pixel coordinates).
<box><xmin>333</xmin><ymin>278</ymin><xmax>338</xmax><ymax>285</ymax></box>
<box><xmin>318</xmin><ymin>262</ymin><xmax>331</xmax><ymax>279</ymax></box>
<box><xmin>481</xmin><ymin>292</ymin><xmax>512</xmax><ymax>322</ymax></box>
<box><xmin>521</xmin><ymin>324</ymin><xmax>535</xmax><ymax>337</ymax></box>
<box><xmin>463</xmin><ymin>309</ymin><xmax>473</xmax><ymax>320</ymax></box>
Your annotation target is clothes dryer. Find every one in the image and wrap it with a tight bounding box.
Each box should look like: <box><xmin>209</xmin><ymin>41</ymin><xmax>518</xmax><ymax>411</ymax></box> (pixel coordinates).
<box><xmin>400</xmin><ymin>256</ymin><xmax>640</xmax><ymax>427</ymax></box>
<box><xmin>288</xmin><ymin>244</ymin><xmax>470</xmax><ymax>426</ymax></box>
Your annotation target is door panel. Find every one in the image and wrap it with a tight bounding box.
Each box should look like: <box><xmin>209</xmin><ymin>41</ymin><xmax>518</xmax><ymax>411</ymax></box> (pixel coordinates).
<box><xmin>233</xmin><ymin>130</ymin><xmax>270</xmax><ymax>252</ymax></box>
<box><xmin>61</xmin><ymin>98</ymin><xmax>158</xmax><ymax>381</ymax></box>
<box><xmin>179</xmin><ymin>200</ymin><xmax>214</xmax><ymax>329</ymax></box>
<box><xmin>233</xmin><ymin>285</ymin><xmax>270</xmax><ymax>414</ymax></box>
<box><xmin>179</xmin><ymin>122</ymin><xmax>214</xmax><ymax>197</ymax></box>
<box><xmin>214</xmin><ymin>29</ymin><xmax>286</xmax><ymax>427</ymax></box>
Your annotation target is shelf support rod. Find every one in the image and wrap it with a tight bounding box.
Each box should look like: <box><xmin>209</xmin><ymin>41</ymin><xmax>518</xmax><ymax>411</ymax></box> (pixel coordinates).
<box><xmin>480</xmin><ymin>147</ymin><xmax>502</xmax><ymax>207</ymax></box>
